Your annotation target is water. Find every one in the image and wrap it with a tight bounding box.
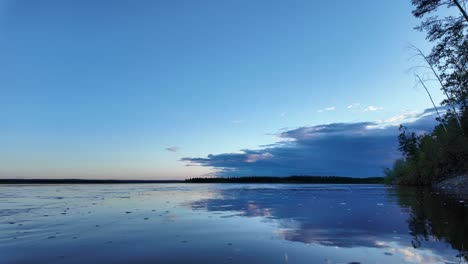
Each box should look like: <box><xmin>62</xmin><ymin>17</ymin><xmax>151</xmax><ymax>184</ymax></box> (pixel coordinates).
<box><xmin>0</xmin><ymin>184</ymin><xmax>467</xmax><ymax>263</ymax></box>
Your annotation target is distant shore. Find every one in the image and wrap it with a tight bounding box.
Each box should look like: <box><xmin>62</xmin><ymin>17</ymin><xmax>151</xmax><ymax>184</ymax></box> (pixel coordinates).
<box><xmin>185</xmin><ymin>176</ymin><xmax>384</xmax><ymax>184</ymax></box>
<box><xmin>0</xmin><ymin>179</ymin><xmax>184</xmax><ymax>184</ymax></box>
<box><xmin>0</xmin><ymin>176</ymin><xmax>384</xmax><ymax>184</ymax></box>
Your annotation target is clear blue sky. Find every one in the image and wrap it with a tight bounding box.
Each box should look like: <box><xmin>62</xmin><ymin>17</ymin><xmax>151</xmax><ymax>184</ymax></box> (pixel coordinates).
<box><xmin>0</xmin><ymin>1</ymin><xmax>444</xmax><ymax>179</ymax></box>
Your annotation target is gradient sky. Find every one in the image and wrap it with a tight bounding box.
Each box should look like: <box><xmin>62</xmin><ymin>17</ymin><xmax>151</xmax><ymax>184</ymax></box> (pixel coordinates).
<box><xmin>0</xmin><ymin>1</ymin><xmax>446</xmax><ymax>179</ymax></box>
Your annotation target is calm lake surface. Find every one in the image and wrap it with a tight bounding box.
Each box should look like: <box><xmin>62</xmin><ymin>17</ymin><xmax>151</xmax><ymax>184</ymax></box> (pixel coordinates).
<box><xmin>1</xmin><ymin>184</ymin><xmax>467</xmax><ymax>264</ymax></box>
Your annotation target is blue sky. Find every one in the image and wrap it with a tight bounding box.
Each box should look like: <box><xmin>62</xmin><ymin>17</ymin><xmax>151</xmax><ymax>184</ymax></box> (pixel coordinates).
<box><xmin>0</xmin><ymin>1</ymin><xmax>446</xmax><ymax>179</ymax></box>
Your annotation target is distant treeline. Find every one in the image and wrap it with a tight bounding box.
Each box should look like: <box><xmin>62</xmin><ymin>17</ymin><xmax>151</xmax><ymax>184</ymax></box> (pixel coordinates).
<box><xmin>0</xmin><ymin>179</ymin><xmax>183</xmax><ymax>184</ymax></box>
<box><xmin>0</xmin><ymin>177</ymin><xmax>384</xmax><ymax>185</ymax></box>
<box><xmin>185</xmin><ymin>176</ymin><xmax>384</xmax><ymax>184</ymax></box>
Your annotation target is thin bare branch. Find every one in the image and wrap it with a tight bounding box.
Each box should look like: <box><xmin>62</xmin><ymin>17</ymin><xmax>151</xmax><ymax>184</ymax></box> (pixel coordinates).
<box><xmin>416</xmin><ymin>74</ymin><xmax>448</xmax><ymax>132</ymax></box>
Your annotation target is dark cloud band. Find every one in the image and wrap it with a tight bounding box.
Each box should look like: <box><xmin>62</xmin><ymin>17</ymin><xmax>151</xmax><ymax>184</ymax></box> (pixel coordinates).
<box><xmin>182</xmin><ymin>108</ymin><xmax>440</xmax><ymax>177</ymax></box>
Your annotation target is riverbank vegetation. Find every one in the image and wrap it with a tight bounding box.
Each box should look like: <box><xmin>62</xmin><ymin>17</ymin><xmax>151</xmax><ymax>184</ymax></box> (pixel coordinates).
<box><xmin>385</xmin><ymin>111</ymin><xmax>468</xmax><ymax>185</ymax></box>
<box><xmin>384</xmin><ymin>0</ymin><xmax>468</xmax><ymax>185</ymax></box>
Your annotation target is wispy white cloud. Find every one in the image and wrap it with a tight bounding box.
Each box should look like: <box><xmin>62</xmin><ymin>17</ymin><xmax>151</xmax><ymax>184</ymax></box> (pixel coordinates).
<box><xmin>317</xmin><ymin>106</ymin><xmax>335</xmax><ymax>113</ymax></box>
<box><xmin>245</xmin><ymin>152</ymin><xmax>273</xmax><ymax>163</ymax></box>
<box><xmin>347</xmin><ymin>103</ymin><xmax>361</xmax><ymax>109</ymax></box>
<box><xmin>364</xmin><ymin>106</ymin><xmax>384</xmax><ymax>112</ymax></box>
<box><xmin>166</xmin><ymin>146</ymin><xmax>180</xmax><ymax>152</ymax></box>
<box><xmin>280</xmin><ymin>112</ymin><xmax>287</xmax><ymax>117</ymax></box>
<box><xmin>380</xmin><ymin>111</ymin><xmax>419</xmax><ymax>124</ymax></box>
<box><xmin>367</xmin><ymin>108</ymin><xmax>444</xmax><ymax>130</ymax></box>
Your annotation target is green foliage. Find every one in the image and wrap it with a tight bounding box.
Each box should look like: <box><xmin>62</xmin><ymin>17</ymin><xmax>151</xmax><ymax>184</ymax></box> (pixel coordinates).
<box><xmin>384</xmin><ymin>159</ymin><xmax>415</xmax><ymax>184</ymax></box>
<box><xmin>385</xmin><ymin>0</ymin><xmax>468</xmax><ymax>185</ymax></box>
<box><xmin>411</xmin><ymin>0</ymin><xmax>468</xmax><ymax>108</ymax></box>
<box><xmin>398</xmin><ymin>125</ymin><xmax>420</xmax><ymax>160</ymax></box>
<box><xmin>385</xmin><ymin>109</ymin><xmax>468</xmax><ymax>185</ymax></box>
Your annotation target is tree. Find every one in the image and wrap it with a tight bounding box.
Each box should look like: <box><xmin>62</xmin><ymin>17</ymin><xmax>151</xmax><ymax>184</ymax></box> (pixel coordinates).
<box><xmin>398</xmin><ymin>125</ymin><xmax>421</xmax><ymax>160</ymax></box>
<box><xmin>412</xmin><ymin>0</ymin><xmax>468</xmax><ymax>112</ymax></box>
<box><xmin>384</xmin><ymin>1</ymin><xmax>468</xmax><ymax>185</ymax></box>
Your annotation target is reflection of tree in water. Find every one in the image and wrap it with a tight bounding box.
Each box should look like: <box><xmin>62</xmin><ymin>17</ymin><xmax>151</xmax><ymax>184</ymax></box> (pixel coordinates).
<box><xmin>390</xmin><ymin>187</ymin><xmax>468</xmax><ymax>260</ymax></box>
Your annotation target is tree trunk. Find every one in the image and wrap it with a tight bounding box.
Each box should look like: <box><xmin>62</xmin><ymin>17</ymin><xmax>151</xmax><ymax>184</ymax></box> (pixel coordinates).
<box><xmin>453</xmin><ymin>0</ymin><xmax>468</xmax><ymax>23</ymax></box>
<box><xmin>416</xmin><ymin>74</ymin><xmax>448</xmax><ymax>132</ymax></box>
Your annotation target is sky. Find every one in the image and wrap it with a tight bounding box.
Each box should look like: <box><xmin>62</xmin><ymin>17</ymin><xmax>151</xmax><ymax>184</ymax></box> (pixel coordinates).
<box><xmin>0</xmin><ymin>0</ymin><xmax>448</xmax><ymax>179</ymax></box>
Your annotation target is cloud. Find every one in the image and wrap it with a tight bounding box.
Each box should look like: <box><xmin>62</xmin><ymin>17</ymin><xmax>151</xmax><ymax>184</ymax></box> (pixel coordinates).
<box><xmin>317</xmin><ymin>106</ymin><xmax>335</xmax><ymax>113</ymax></box>
<box><xmin>347</xmin><ymin>103</ymin><xmax>361</xmax><ymax>109</ymax></box>
<box><xmin>364</xmin><ymin>106</ymin><xmax>384</xmax><ymax>112</ymax></box>
<box><xmin>166</xmin><ymin>146</ymin><xmax>180</xmax><ymax>152</ymax></box>
<box><xmin>246</xmin><ymin>152</ymin><xmax>273</xmax><ymax>163</ymax></box>
<box><xmin>182</xmin><ymin>107</ymin><xmax>440</xmax><ymax>177</ymax></box>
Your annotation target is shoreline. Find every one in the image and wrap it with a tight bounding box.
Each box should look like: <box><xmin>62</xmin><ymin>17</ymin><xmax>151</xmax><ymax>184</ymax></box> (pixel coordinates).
<box><xmin>432</xmin><ymin>175</ymin><xmax>468</xmax><ymax>200</ymax></box>
<box><xmin>0</xmin><ymin>179</ymin><xmax>184</xmax><ymax>184</ymax></box>
<box><xmin>0</xmin><ymin>176</ymin><xmax>384</xmax><ymax>185</ymax></box>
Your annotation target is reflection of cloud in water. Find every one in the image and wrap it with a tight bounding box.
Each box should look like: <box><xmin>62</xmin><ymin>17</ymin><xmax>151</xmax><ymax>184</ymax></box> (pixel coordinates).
<box><xmin>2</xmin><ymin>184</ymin><xmax>466</xmax><ymax>264</ymax></box>
<box><xmin>189</xmin><ymin>185</ymin><xmax>409</xmax><ymax>248</ymax></box>
<box><xmin>187</xmin><ymin>184</ymin><xmax>467</xmax><ymax>263</ymax></box>
<box><xmin>245</xmin><ymin>203</ymin><xmax>273</xmax><ymax>218</ymax></box>
<box><xmin>399</xmin><ymin>247</ymin><xmax>442</xmax><ymax>263</ymax></box>
<box><xmin>275</xmin><ymin>227</ymin><xmax>385</xmax><ymax>248</ymax></box>
<box><xmin>377</xmin><ymin>241</ymin><xmax>450</xmax><ymax>264</ymax></box>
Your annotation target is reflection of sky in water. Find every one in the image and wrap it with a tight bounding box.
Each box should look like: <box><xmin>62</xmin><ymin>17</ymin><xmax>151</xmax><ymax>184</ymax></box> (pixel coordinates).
<box><xmin>190</xmin><ymin>185</ymin><xmax>407</xmax><ymax>248</ymax></box>
<box><xmin>0</xmin><ymin>184</ymin><xmax>466</xmax><ymax>264</ymax></box>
